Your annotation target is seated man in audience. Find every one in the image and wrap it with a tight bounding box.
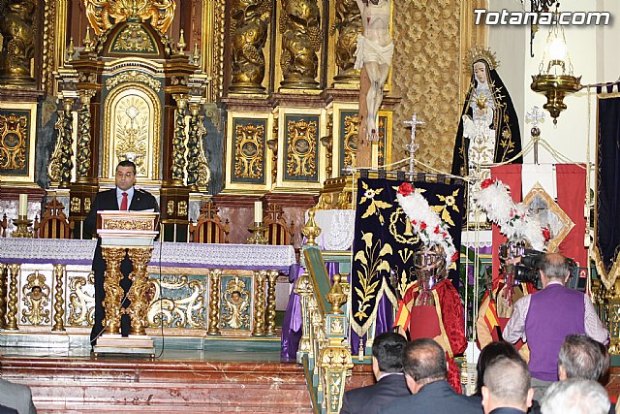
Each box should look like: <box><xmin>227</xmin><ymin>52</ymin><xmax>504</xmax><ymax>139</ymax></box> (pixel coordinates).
<box><xmin>0</xmin><ymin>378</ymin><xmax>36</xmax><ymax>414</ymax></box>
<box><xmin>541</xmin><ymin>379</ymin><xmax>610</xmax><ymax>414</ymax></box>
<box><xmin>340</xmin><ymin>332</ymin><xmax>410</xmax><ymax>414</ymax></box>
<box><xmin>481</xmin><ymin>355</ymin><xmax>533</xmax><ymax>414</ymax></box>
<box><xmin>381</xmin><ymin>338</ymin><xmax>482</xmax><ymax>414</ymax></box>
<box><xmin>503</xmin><ymin>253</ymin><xmax>608</xmax><ymax>399</ymax></box>
<box><xmin>558</xmin><ymin>334</ymin><xmax>609</xmax><ymax>382</ymax></box>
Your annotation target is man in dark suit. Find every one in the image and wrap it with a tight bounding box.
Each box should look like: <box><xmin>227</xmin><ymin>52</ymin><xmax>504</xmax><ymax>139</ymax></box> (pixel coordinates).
<box><xmin>340</xmin><ymin>332</ymin><xmax>410</xmax><ymax>414</ymax></box>
<box><xmin>84</xmin><ymin>160</ymin><xmax>159</xmax><ymax>347</ymax></box>
<box><xmin>481</xmin><ymin>355</ymin><xmax>533</xmax><ymax>414</ymax></box>
<box><xmin>0</xmin><ymin>378</ymin><xmax>36</xmax><ymax>413</ymax></box>
<box><xmin>381</xmin><ymin>338</ymin><xmax>482</xmax><ymax>414</ymax></box>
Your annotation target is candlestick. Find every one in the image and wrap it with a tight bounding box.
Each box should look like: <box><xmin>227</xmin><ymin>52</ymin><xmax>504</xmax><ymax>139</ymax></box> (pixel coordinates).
<box><xmin>254</xmin><ymin>201</ymin><xmax>263</xmax><ymax>223</ymax></box>
<box><xmin>18</xmin><ymin>194</ymin><xmax>28</xmax><ymax>217</ymax></box>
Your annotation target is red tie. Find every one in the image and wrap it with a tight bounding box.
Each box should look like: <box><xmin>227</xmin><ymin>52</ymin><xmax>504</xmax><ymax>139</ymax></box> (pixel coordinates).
<box><xmin>120</xmin><ymin>192</ymin><xmax>128</xmax><ymax>210</ymax></box>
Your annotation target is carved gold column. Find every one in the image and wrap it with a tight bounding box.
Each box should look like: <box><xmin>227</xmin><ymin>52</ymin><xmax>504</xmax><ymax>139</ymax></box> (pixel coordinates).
<box><xmin>294</xmin><ymin>272</ymin><xmax>313</xmax><ymax>363</ymax></box>
<box><xmin>332</xmin><ymin>0</ymin><xmax>362</xmax><ymax>85</ymax></box>
<box><xmin>0</xmin><ymin>264</ymin><xmax>7</xmax><ymax>329</ymax></box>
<box><xmin>51</xmin><ymin>264</ymin><xmax>65</xmax><ymax>332</ymax></box>
<box><xmin>126</xmin><ymin>248</ymin><xmax>153</xmax><ymax>336</ymax></box>
<box><xmin>171</xmin><ymin>94</ymin><xmax>188</xmax><ymax>185</ymax></box>
<box><xmin>279</xmin><ymin>0</ymin><xmax>322</xmax><ymax>89</ymax></box>
<box><xmin>187</xmin><ymin>104</ymin><xmax>211</xmax><ymax>191</ymax></box>
<box><xmin>75</xmin><ymin>89</ymin><xmax>96</xmax><ymax>183</ymax></box>
<box><xmin>318</xmin><ymin>273</ymin><xmax>352</xmax><ymax>414</ymax></box>
<box><xmin>253</xmin><ymin>270</ymin><xmax>267</xmax><ymax>336</ymax></box>
<box><xmin>6</xmin><ymin>264</ymin><xmax>20</xmax><ymax>330</ymax></box>
<box><xmin>47</xmin><ymin>98</ymin><xmax>75</xmax><ymax>188</ymax></box>
<box><xmin>266</xmin><ymin>270</ymin><xmax>278</xmax><ymax>336</ymax></box>
<box><xmin>228</xmin><ymin>0</ymin><xmax>272</xmax><ymax>93</ymax></box>
<box><xmin>101</xmin><ymin>247</ymin><xmax>126</xmax><ymax>335</ymax></box>
<box><xmin>0</xmin><ymin>0</ymin><xmax>37</xmax><ymax>85</ymax></box>
<box><xmin>207</xmin><ymin>269</ymin><xmax>221</xmax><ymax>335</ymax></box>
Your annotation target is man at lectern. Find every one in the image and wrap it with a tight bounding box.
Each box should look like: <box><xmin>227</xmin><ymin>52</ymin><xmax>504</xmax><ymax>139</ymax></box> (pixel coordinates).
<box><xmin>84</xmin><ymin>160</ymin><xmax>159</xmax><ymax>349</ymax></box>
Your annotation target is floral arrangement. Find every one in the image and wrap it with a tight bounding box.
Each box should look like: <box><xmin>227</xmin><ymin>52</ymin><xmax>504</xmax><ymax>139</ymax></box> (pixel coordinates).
<box><xmin>474</xmin><ymin>178</ymin><xmax>548</xmax><ymax>251</ymax></box>
<box><xmin>396</xmin><ymin>182</ymin><xmax>459</xmax><ymax>267</ymax></box>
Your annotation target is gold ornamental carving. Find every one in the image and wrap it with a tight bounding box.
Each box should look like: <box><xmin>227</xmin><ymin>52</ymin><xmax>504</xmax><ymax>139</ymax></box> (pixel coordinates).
<box><xmin>103</xmin><ymin>85</ymin><xmax>161</xmax><ymax>180</ymax></box>
<box><xmin>0</xmin><ymin>112</ymin><xmax>28</xmax><ymax>171</ymax></box>
<box><xmin>266</xmin><ymin>271</ymin><xmax>278</xmax><ymax>336</ymax></box>
<box><xmin>229</xmin><ymin>0</ymin><xmax>272</xmax><ymax>93</ymax></box>
<box><xmin>76</xmin><ymin>90</ymin><xmax>96</xmax><ymax>181</ymax></box>
<box><xmin>220</xmin><ymin>276</ymin><xmax>250</xmax><ymax>330</ymax></box>
<box><xmin>234</xmin><ymin>122</ymin><xmax>265</xmax><ymax>180</ymax></box>
<box><xmin>6</xmin><ymin>264</ymin><xmax>20</xmax><ymax>330</ymax></box>
<box><xmin>84</xmin><ymin>0</ymin><xmax>176</xmax><ymax>36</ymax></box>
<box><xmin>21</xmin><ymin>271</ymin><xmax>51</xmax><ymax>326</ymax></box>
<box><xmin>67</xmin><ymin>273</ymin><xmax>95</xmax><ymax>326</ymax></box>
<box><xmin>0</xmin><ymin>0</ymin><xmax>36</xmax><ymax>85</ymax></box>
<box><xmin>333</xmin><ymin>0</ymin><xmax>362</xmax><ymax>83</ymax></box>
<box><xmin>48</xmin><ymin>99</ymin><xmax>74</xmax><ymax>188</ymax></box>
<box><xmin>171</xmin><ymin>94</ymin><xmax>188</xmax><ymax>184</ymax></box>
<box><xmin>147</xmin><ymin>275</ymin><xmax>206</xmax><ymax>329</ymax></box>
<box><xmin>0</xmin><ymin>264</ymin><xmax>7</xmax><ymax>329</ymax></box>
<box><xmin>101</xmin><ymin>247</ymin><xmax>126</xmax><ymax>334</ymax></box>
<box><xmin>279</xmin><ymin>0</ymin><xmax>322</xmax><ymax>88</ymax></box>
<box><xmin>286</xmin><ymin>118</ymin><xmax>317</xmax><ymax>178</ymax></box>
<box><xmin>126</xmin><ymin>247</ymin><xmax>154</xmax><ymax>336</ymax></box>
<box><xmin>343</xmin><ymin>114</ymin><xmax>358</xmax><ymax>170</ymax></box>
<box><xmin>105</xmin><ymin>71</ymin><xmax>162</xmax><ymax>92</ymax></box>
<box><xmin>207</xmin><ymin>269</ymin><xmax>221</xmax><ymax>335</ymax></box>
<box><xmin>253</xmin><ymin>270</ymin><xmax>267</xmax><ymax>336</ymax></box>
<box><xmin>187</xmin><ymin>106</ymin><xmax>211</xmax><ymax>190</ymax></box>
<box><xmin>112</xmin><ymin>22</ymin><xmax>157</xmax><ymax>53</ymax></box>
<box><xmin>102</xmin><ymin>219</ymin><xmax>152</xmax><ymax>230</ymax></box>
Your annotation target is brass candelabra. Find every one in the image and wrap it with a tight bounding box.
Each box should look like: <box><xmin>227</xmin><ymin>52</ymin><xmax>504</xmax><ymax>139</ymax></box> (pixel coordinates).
<box><xmin>247</xmin><ymin>222</ymin><xmax>268</xmax><ymax>244</ymax></box>
<box><xmin>12</xmin><ymin>215</ymin><xmax>33</xmax><ymax>238</ymax></box>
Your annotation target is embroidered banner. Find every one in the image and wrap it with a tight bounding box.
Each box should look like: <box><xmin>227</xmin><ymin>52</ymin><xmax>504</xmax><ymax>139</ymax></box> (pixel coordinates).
<box><xmin>350</xmin><ymin>177</ymin><xmax>465</xmax><ymax>336</ymax></box>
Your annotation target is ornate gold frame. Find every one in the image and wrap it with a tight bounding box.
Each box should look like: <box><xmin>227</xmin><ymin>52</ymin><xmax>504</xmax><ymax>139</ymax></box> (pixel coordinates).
<box><xmin>0</xmin><ymin>102</ymin><xmax>38</xmax><ymax>183</ymax></box>
<box><xmin>102</xmin><ymin>83</ymin><xmax>162</xmax><ymax>183</ymax></box>
<box><xmin>522</xmin><ymin>183</ymin><xmax>574</xmax><ymax>253</ymax></box>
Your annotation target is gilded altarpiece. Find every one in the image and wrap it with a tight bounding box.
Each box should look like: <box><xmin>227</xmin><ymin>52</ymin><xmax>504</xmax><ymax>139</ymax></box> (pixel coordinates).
<box><xmin>147</xmin><ymin>274</ymin><xmax>207</xmax><ymax>330</ymax></box>
<box><xmin>0</xmin><ymin>104</ymin><xmax>37</xmax><ymax>182</ymax></box>
<box><xmin>219</xmin><ymin>274</ymin><xmax>253</xmax><ymax>335</ymax></box>
<box><xmin>282</xmin><ymin>114</ymin><xmax>320</xmax><ymax>183</ymax></box>
<box><xmin>226</xmin><ymin>115</ymin><xmax>271</xmax><ymax>191</ymax></box>
<box><xmin>101</xmin><ymin>74</ymin><xmax>163</xmax><ymax>183</ymax></box>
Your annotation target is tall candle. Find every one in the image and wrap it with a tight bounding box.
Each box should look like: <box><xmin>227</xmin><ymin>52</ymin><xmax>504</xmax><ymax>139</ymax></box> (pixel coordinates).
<box><xmin>254</xmin><ymin>201</ymin><xmax>263</xmax><ymax>223</ymax></box>
<box><xmin>18</xmin><ymin>194</ymin><xmax>28</xmax><ymax>217</ymax></box>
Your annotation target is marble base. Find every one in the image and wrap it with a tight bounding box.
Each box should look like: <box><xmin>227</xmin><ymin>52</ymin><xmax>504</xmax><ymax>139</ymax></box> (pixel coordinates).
<box><xmin>1</xmin><ymin>351</ymin><xmax>312</xmax><ymax>413</ymax></box>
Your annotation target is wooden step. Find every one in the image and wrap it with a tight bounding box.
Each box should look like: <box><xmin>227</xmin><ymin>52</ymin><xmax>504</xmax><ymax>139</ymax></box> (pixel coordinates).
<box><xmin>0</xmin><ymin>355</ymin><xmax>314</xmax><ymax>413</ymax></box>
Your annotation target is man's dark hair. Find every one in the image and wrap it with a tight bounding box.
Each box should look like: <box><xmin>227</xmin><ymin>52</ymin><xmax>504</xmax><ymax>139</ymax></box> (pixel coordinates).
<box><xmin>476</xmin><ymin>341</ymin><xmax>521</xmax><ymax>395</ymax></box>
<box><xmin>117</xmin><ymin>160</ymin><xmax>137</xmax><ymax>174</ymax></box>
<box><xmin>558</xmin><ymin>334</ymin><xmax>608</xmax><ymax>381</ymax></box>
<box><xmin>402</xmin><ymin>338</ymin><xmax>446</xmax><ymax>384</ymax></box>
<box><xmin>539</xmin><ymin>253</ymin><xmax>571</xmax><ymax>281</ymax></box>
<box><xmin>372</xmin><ymin>332</ymin><xmax>407</xmax><ymax>373</ymax></box>
<box><xmin>483</xmin><ymin>355</ymin><xmax>531</xmax><ymax>406</ymax></box>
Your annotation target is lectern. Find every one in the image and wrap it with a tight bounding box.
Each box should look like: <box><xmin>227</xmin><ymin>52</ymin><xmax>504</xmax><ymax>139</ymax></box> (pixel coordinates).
<box><xmin>93</xmin><ymin>210</ymin><xmax>159</xmax><ymax>357</ymax></box>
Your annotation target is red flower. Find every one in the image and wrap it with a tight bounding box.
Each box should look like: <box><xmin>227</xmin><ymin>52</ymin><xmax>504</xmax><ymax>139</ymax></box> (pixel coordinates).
<box><xmin>542</xmin><ymin>227</ymin><xmax>551</xmax><ymax>242</ymax></box>
<box><xmin>420</xmin><ymin>222</ymin><xmax>427</xmax><ymax>230</ymax></box>
<box><xmin>398</xmin><ymin>182</ymin><xmax>414</xmax><ymax>196</ymax></box>
<box><xmin>411</xmin><ymin>219</ymin><xmax>417</xmax><ymax>225</ymax></box>
<box><xmin>451</xmin><ymin>252</ymin><xmax>460</xmax><ymax>262</ymax></box>
<box><xmin>434</xmin><ymin>225</ymin><xmax>441</xmax><ymax>234</ymax></box>
<box><xmin>481</xmin><ymin>178</ymin><xmax>495</xmax><ymax>189</ymax></box>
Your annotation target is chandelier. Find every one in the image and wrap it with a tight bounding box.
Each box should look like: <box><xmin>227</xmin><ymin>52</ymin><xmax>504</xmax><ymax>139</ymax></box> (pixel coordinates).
<box><xmin>530</xmin><ymin>8</ymin><xmax>581</xmax><ymax>125</ymax></box>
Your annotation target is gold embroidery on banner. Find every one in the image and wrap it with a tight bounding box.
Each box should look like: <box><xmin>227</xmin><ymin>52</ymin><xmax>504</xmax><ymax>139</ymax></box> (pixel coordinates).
<box><xmin>352</xmin><ymin>232</ymin><xmax>392</xmax><ymax>321</ymax></box>
<box><xmin>359</xmin><ymin>181</ymin><xmax>392</xmax><ymax>225</ymax></box>
<box><xmin>432</xmin><ymin>188</ymin><xmax>461</xmax><ymax>227</ymax></box>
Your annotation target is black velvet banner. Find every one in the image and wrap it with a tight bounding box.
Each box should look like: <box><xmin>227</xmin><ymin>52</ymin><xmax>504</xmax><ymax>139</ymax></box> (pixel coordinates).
<box><xmin>595</xmin><ymin>96</ymin><xmax>620</xmax><ymax>281</ymax></box>
<box><xmin>350</xmin><ymin>177</ymin><xmax>465</xmax><ymax>336</ymax></box>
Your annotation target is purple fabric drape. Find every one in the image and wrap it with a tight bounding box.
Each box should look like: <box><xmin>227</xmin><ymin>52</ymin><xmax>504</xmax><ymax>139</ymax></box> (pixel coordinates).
<box><xmin>280</xmin><ymin>262</ymin><xmax>340</xmax><ymax>360</ymax></box>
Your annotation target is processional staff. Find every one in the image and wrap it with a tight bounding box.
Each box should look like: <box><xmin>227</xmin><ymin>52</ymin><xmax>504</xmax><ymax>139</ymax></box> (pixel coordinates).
<box><xmin>526</xmin><ymin>106</ymin><xmax>545</xmax><ymax>165</ymax></box>
<box><xmin>404</xmin><ymin>113</ymin><xmax>425</xmax><ymax>181</ymax></box>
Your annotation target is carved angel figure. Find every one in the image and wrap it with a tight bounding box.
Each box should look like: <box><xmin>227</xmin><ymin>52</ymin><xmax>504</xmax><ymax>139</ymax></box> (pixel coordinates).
<box><xmin>223</xmin><ymin>290</ymin><xmax>249</xmax><ymax>329</ymax></box>
<box><xmin>83</xmin><ymin>0</ymin><xmax>175</xmax><ymax>35</ymax></box>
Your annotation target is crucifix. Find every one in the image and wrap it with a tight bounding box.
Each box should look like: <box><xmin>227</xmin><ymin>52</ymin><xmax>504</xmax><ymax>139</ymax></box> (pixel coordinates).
<box><xmin>404</xmin><ymin>113</ymin><xmax>424</xmax><ymax>180</ymax></box>
<box><xmin>525</xmin><ymin>106</ymin><xmax>545</xmax><ymax>164</ymax></box>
